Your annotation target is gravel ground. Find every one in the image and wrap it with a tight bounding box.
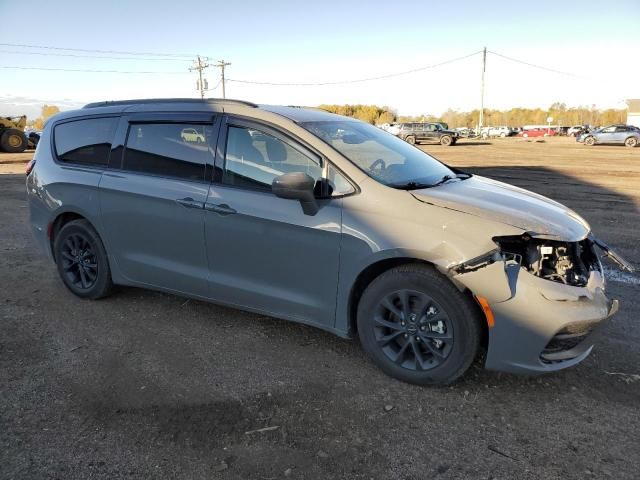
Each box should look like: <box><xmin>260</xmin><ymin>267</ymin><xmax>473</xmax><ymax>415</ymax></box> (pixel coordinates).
<box><xmin>1</xmin><ymin>137</ymin><xmax>639</xmax><ymax>479</ymax></box>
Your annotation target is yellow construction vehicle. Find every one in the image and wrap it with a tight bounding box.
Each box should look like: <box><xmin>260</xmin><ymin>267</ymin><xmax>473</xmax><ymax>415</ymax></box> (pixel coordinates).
<box><xmin>0</xmin><ymin>115</ymin><xmax>38</xmax><ymax>153</ymax></box>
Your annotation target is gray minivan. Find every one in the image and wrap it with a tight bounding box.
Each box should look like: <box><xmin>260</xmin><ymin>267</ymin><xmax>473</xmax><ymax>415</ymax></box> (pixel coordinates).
<box><xmin>26</xmin><ymin>99</ymin><xmax>632</xmax><ymax>385</ymax></box>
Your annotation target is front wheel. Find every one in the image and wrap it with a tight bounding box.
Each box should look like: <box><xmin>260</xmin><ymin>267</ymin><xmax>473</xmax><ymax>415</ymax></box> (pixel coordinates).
<box><xmin>54</xmin><ymin>219</ymin><xmax>113</xmax><ymax>299</ymax></box>
<box><xmin>440</xmin><ymin>135</ymin><xmax>452</xmax><ymax>146</ymax></box>
<box><xmin>624</xmin><ymin>137</ymin><xmax>638</xmax><ymax>148</ymax></box>
<box><xmin>357</xmin><ymin>265</ymin><xmax>482</xmax><ymax>386</ymax></box>
<box><xmin>405</xmin><ymin>135</ymin><xmax>416</xmax><ymax>145</ymax></box>
<box><xmin>584</xmin><ymin>136</ymin><xmax>596</xmax><ymax>146</ymax></box>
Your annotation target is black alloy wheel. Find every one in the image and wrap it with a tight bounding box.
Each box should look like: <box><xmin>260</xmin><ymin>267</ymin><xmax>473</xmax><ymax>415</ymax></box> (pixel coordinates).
<box><xmin>373</xmin><ymin>289</ymin><xmax>453</xmax><ymax>370</ymax></box>
<box><xmin>60</xmin><ymin>232</ymin><xmax>98</xmax><ymax>290</ymax></box>
<box><xmin>54</xmin><ymin>219</ymin><xmax>113</xmax><ymax>299</ymax></box>
<box><xmin>357</xmin><ymin>265</ymin><xmax>482</xmax><ymax>385</ymax></box>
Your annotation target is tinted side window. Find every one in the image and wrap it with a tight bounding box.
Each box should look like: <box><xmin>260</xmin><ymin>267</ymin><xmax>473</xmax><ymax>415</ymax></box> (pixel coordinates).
<box><xmin>123</xmin><ymin>123</ymin><xmax>213</xmax><ymax>181</ymax></box>
<box><xmin>54</xmin><ymin>117</ymin><xmax>118</xmax><ymax>166</ymax></box>
<box><xmin>222</xmin><ymin>126</ymin><xmax>321</xmax><ymax>191</ymax></box>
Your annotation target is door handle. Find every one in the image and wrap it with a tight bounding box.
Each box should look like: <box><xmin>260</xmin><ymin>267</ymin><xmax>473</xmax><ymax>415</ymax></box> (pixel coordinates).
<box><xmin>176</xmin><ymin>197</ymin><xmax>204</xmax><ymax>209</ymax></box>
<box><xmin>205</xmin><ymin>202</ymin><xmax>237</xmax><ymax>216</ymax></box>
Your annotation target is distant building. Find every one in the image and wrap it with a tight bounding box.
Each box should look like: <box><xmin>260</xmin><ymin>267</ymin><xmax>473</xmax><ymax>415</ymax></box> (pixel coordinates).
<box><xmin>627</xmin><ymin>99</ymin><xmax>640</xmax><ymax>127</ymax></box>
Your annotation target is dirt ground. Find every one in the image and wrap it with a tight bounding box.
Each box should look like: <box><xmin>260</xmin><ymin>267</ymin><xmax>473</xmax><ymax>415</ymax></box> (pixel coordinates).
<box><xmin>1</xmin><ymin>137</ymin><xmax>639</xmax><ymax>479</ymax></box>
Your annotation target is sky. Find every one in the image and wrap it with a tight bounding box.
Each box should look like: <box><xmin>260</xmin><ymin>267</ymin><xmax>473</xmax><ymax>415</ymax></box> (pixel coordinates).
<box><xmin>1</xmin><ymin>0</ymin><xmax>639</xmax><ymax>118</ymax></box>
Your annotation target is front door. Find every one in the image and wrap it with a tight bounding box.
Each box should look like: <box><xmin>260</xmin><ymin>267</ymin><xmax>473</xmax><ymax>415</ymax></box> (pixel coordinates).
<box><xmin>597</xmin><ymin>126</ymin><xmax>616</xmax><ymax>144</ymax></box>
<box><xmin>204</xmin><ymin>118</ymin><xmax>342</xmax><ymax>327</ymax></box>
<box><xmin>99</xmin><ymin>115</ymin><xmax>217</xmax><ymax>297</ymax></box>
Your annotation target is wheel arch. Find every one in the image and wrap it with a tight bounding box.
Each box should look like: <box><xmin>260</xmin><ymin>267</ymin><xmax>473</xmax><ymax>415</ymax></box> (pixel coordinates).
<box><xmin>49</xmin><ymin>211</ymin><xmax>95</xmax><ymax>261</ymax></box>
<box><xmin>346</xmin><ymin>257</ymin><xmax>487</xmax><ymax>344</ymax></box>
<box><xmin>346</xmin><ymin>257</ymin><xmax>489</xmax><ymax>363</ymax></box>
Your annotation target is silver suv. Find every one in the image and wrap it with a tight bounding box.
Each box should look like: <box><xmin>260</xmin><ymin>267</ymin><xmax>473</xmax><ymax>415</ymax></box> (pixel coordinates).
<box><xmin>26</xmin><ymin>99</ymin><xmax>632</xmax><ymax>385</ymax></box>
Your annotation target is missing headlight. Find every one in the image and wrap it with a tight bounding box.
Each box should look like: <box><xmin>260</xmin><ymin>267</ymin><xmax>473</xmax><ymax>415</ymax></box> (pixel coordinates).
<box><xmin>493</xmin><ymin>234</ymin><xmax>601</xmax><ymax>287</ymax></box>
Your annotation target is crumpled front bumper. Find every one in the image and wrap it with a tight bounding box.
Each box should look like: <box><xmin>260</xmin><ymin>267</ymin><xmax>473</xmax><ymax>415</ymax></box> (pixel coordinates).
<box><xmin>454</xmin><ymin>260</ymin><xmax>618</xmax><ymax>374</ymax></box>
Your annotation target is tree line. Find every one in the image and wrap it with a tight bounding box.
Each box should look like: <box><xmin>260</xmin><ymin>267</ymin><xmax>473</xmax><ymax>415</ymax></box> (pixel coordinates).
<box><xmin>318</xmin><ymin>102</ymin><xmax>627</xmax><ymax>127</ymax></box>
<box><xmin>26</xmin><ymin>102</ymin><xmax>627</xmax><ymax>130</ymax></box>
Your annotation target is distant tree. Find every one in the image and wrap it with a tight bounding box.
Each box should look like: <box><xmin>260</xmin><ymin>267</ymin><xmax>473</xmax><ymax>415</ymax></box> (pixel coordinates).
<box><xmin>30</xmin><ymin>104</ymin><xmax>61</xmax><ymax>130</ymax></box>
<box><xmin>318</xmin><ymin>104</ymin><xmax>396</xmax><ymax>125</ymax></box>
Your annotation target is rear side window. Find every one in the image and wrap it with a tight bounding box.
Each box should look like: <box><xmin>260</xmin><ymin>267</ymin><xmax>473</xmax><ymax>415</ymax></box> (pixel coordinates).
<box><xmin>54</xmin><ymin>117</ymin><xmax>118</xmax><ymax>166</ymax></box>
<box><xmin>123</xmin><ymin>123</ymin><xmax>213</xmax><ymax>181</ymax></box>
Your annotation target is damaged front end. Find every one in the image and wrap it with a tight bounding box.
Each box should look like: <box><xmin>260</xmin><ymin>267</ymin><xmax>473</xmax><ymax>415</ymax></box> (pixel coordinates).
<box><xmin>449</xmin><ymin>232</ymin><xmax>632</xmax><ymax>374</ymax></box>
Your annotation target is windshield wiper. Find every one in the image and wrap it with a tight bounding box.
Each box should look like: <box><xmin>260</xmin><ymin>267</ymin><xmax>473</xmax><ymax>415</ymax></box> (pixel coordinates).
<box><xmin>391</xmin><ymin>181</ymin><xmax>434</xmax><ymax>190</ymax></box>
<box><xmin>391</xmin><ymin>173</ymin><xmax>471</xmax><ymax>190</ymax></box>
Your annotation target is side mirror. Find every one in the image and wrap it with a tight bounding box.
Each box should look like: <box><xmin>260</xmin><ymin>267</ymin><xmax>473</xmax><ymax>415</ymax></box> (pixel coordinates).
<box><xmin>272</xmin><ymin>172</ymin><xmax>319</xmax><ymax>216</ymax></box>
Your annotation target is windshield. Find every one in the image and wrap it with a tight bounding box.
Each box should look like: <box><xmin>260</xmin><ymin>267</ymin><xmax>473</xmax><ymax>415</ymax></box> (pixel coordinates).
<box><xmin>301</xmin><ymin>120</ymin><xmax>455</xmax><ymax>188</ymax></box>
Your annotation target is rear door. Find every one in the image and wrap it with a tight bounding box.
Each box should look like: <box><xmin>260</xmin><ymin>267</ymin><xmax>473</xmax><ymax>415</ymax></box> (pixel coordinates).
<box><xmin>613</xmin><ymin>126</ymin><xmax>629</xmax><ymax>143</ymax></box>
<box><xmin>203</xmin><ymin>116</ymin><xmax>344</xmax><ymax>327</ymax></box>
<box><xmin>99</xmin><ymin>113</ymin><xmax>218</xmax><ymax>297</ymax></box>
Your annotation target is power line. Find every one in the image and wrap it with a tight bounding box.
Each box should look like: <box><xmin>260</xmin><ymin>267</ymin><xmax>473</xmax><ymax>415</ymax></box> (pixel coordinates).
<box><xmin>226</xmin><ymin>50</ymin><xmax>483</xmax><ymax>86</ymax></box>
<box><xmin>488</xmin><ymin>50</ymin><xmax>585</xmax><ymax>79</ymax></box>
<box><xmin>0</xmin><ymin>49</ymin><xmax>192</xmax><ymax>62</ymax></box>
<box><xmin>0</xmin><ymin>65</ymin><xmax>189</xmax><ymax>74</ymax></box>
<box><xmin>0</xmin><ymin>42</ymin><xmax>196</xmax><ymax>58</ymax></box>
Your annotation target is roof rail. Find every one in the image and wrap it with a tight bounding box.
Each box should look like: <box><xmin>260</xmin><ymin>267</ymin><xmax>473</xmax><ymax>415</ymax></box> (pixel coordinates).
<box><xmin>82</xmin><ymin>98</ymin><xmax>258</xmax><ymax>109</ymax></box>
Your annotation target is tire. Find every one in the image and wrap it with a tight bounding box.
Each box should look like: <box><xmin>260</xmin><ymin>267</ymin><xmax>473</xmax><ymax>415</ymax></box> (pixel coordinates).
<box><xmin>500</xmin><ymin>132</ymin><xmax>507</xmax><ymax>138</ymax></box>
<box><xmin>357</xmin><ymin>264</ymin><xmax>482</xmax><ymax>386</ymax></box>
<box><xmin>0</xmin><ymin>128</ymin><xmax>28</xmax><ymax>153</ymax></box>
<box><xmin>584</xmin><ymin>136</ymin><xmax>596</xmax><ymax>146</ymax></box>
<box><xmin>624</xmin><ymin>137</ymin><xmax>638</xmax><ymax>148</ymax></box>
<box><xmin>405</xmin><ymin>135</ymin><xmax>416</xmax><ymax>145</ymax></box>
<box><xmin>440</xmin><ymin>135</ymin><xmax>452</xmax><ymax>146</ymax></box>
<box><xmin>53</xmin><ymin>219</ymin><xmax>113</xmax><ymax>299</ymax></box>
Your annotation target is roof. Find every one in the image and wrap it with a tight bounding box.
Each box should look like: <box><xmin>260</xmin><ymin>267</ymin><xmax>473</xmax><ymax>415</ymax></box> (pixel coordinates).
<box><xmin>78</xmin><ymin>98</ymin><xmax>349</xmax><ymax>124</ymax></box>
<box><xmin>83</xmin><ymin>98</ymin><xmax>257</xmax><ymax>109</ymax></box>
<box><xmin>258</xmin><ymin>105</ymin><xmax>352</xmax><ymax>123</ymax></box>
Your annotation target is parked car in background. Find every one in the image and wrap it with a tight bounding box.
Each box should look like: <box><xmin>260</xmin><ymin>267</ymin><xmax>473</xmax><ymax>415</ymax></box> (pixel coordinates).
<box><xmin>518</xmin><ymin>128</ymin><xmax>557</xmax><ymax>138</ymax></box>
<box><xmin>396</xmin><ymin>122</ymin><xmax>459</xmax><ymax>146</ymax></box>
<box><xmin>481</xmin><ymin>126</ymin><xmax>512</xmax><ymax>138</ymax></box>
<box><xmin>181</xmin><ymin>127</ymin><xmax>206</xmax><ymax>143</ymax></box>
<box><xmin>386</xmin><ymin>123</ymin><xmax>401</xmax><ymax>136</ymax></box>
<box><xmin>27</xmin><ymin>98</ymin><xmax>631</xmax><ymax>386</ymax></box>
<box><xmin>568</xmin><ymin>125</ymin><xmax>586</xmax><ymax>137</ymax></box>
<box><xmin>577</xmin><ymin>125</ymin><xmax>640</xmax><ymax>147</ymax></box>
<box><xmin>454</xmin><ymin>127</ymin><xmax>477</xmax><ymax>138</ymax></box>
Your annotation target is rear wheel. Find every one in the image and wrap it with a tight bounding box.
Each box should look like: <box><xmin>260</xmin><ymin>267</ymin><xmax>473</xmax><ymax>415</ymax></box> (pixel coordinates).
<box><xmin>584</xmin><ymin>136</ymin><xmax>596</xmax><ymax>146</ymax></box>
<box><xmin>624</xmin><ymin>137</ymin><xmax>638</xmax><ymax>148</ymax></box>
<box><xmin>53</xmin><ymin>220</ymin><xmax>113</xmax><ymax>299</ymax></box>
<box><xmin>440</xmin><ymin>135</ymin><xmax>452</xmax><ymax>146</ymax></box>
<box><xmin>500</xmin><ymin>132</ymin><xmax>507</xmax><ymax>138</ymax></box>
<box><xmin>0</xmin><ymin>128</ymin><xmax>28</xmax><ymax>153</ymax></box>
<box><xmin>405</xmin><ymin>135</ymin><xmax>416</xmax><ymax>145</ymax></box>
<box><xmin>357</xmin><ymin>265</ymin><xmax>481</xmax><ymax>386</ymax></box>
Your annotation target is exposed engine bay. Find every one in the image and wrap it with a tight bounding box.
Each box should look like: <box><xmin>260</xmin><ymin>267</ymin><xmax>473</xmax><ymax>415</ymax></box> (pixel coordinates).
<box><xmin>493</xmin><ymin>235</ymin><xmax>599</xmax><ymax>287</ymax></box>
<box><xmin>452</xmin><ymin>234</ymin><xmax>633</xmax><ymax>287</ymax></box>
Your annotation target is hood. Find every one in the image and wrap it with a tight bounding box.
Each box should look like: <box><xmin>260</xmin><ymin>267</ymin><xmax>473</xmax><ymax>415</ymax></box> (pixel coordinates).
<box><xmin>411</xmin><ymin>175</ymin><xmax>590</xmax><ymax>241</ymax></box>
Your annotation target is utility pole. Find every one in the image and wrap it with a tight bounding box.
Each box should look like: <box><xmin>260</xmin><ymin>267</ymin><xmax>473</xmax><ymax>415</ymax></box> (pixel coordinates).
<box><xmin>215</xmin><ymin>60</ymin><xmax>231</xmax><ymax>99</ymax></box>
<box><xmin>189</xmin><ymin>55</ymin><xmax>210</xmax><ymax>99</ymax></box>
<box><xmin>479</xmin><ymin>46</ymin><xmax>487</xmax><ymax>132</ymax></box>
